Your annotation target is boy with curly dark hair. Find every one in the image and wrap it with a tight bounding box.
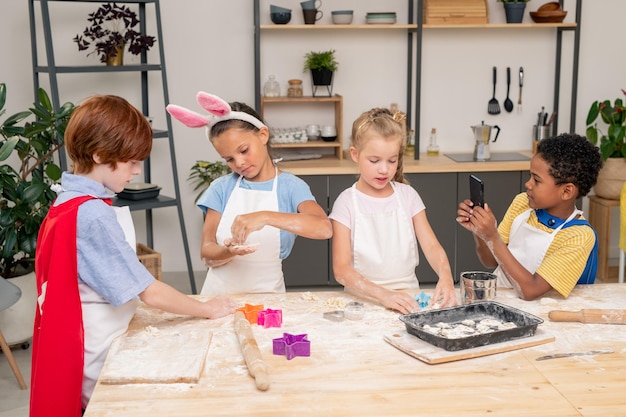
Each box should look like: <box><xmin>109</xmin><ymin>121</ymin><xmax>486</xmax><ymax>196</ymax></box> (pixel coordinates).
<box><xmin>457</xmin><ymin>133</ymin><xmax>602</xmax><ymax>300</ymax></box>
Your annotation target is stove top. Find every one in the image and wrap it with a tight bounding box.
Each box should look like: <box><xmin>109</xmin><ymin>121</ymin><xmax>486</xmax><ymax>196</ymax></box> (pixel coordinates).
<box><xmin>444</xmin><ymin>152</ymin><xmax>531</xmax><ymax>163</ymax></box>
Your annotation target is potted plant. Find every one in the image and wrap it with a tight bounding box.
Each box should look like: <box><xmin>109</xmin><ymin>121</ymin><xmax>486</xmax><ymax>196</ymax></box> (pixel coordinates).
<box><xmin>0</xmin><ymin>83</ymin><xmax>75</xmax><ymax>345</ymax></box>
<box><xmin>303</xmin><ymin>49</ymin><xmax>338</xmax><ymax>96</ymax></box>
<box><xmin>73</xmin><ymin>2</ymin><xmax>156</xmax><ymax>66</ymax></box>
<box><xmin>586</xmin><ymin>90</ymin><xmax>626</xmax><ymax>199</ymax></box>
<box><xmin>188</xmin><ymin>160</ymin><xmax>231</xmax><ymax>203</ymax></box>
<box><xmin>499</xmin><ymin>0</ymin><xmax>530</xmax><ymax>24</ymax></box>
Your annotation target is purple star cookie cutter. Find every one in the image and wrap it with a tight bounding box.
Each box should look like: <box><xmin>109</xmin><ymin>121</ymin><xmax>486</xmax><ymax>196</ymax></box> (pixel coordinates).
<box><xmin>272</xmin><ymin>333</ymin><xmax>310</xmax><ymax>360</ymax></box>
<box><xmin>257</xmin><ymin>308</ymin><xmax>282</xmax><ymax>328</ymax></box>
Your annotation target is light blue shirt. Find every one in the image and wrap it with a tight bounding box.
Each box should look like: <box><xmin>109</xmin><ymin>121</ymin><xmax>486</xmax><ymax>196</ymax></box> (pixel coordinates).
<box><xmin>196</xmin><ymin>172</ymin><xmax>315</xmax><ymax>259</ymax></box>
<box><xmin>55</xmin><ymin>172</ymin><xmax>154</xmax><ymax>306</ymax></box>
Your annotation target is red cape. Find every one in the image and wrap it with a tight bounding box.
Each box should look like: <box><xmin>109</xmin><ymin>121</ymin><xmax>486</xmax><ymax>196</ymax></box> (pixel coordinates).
<box><xmin>30</xmin><ymin>196</ymin><xmax>109</xmax><ymax>417</ymax></box>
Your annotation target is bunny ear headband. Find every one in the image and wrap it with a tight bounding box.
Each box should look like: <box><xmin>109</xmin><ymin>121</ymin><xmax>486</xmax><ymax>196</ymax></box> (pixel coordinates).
<box><xmin>166</xmin><ymin>92</ymin><xmax>266</xmax><ymax>140</ymax></box>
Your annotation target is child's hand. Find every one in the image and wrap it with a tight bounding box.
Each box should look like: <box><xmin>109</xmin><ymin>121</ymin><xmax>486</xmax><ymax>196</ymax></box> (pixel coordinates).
<box><xmin>456</xmin><ymin>199</ymin><xmax>475</xmax><ymax>229</ymax></box>
<box><xmin>204</xmin><ymin>296</ymin><xmax>238</xmax><ymax>319</ymax></box>
<box><xmin>223</xmin><ymin>238</ymin><xmax>260</xmax><ymax>256</ymax></box>
<box><xmin>381</xmin><ymin>290</ymin><xmax>420</xmax><ymax>315</ymax></box>
<box><xmin>230</xmin><ymin>213</ymin><xmax>266</xmax><ymax>244</ymax></box>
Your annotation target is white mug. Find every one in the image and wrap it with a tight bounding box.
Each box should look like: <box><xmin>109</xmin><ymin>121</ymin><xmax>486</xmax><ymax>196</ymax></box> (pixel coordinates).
<box><xmin>321</xmin><ymin>125</ymin><xmax>336</xmax><ymax>137</ymax></box>
<box><xmin>306</xmin><ymin>124</ymin><xmax>321</xmax><ymax>139</ymax></box>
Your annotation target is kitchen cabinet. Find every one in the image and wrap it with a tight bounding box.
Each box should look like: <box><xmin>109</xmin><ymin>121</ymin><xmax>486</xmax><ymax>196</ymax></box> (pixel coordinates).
<box><xmin>282</xmin><ymin>175</ymin><xmax>330</xmax><ymax>287</ymax></box>
<box><xmin>406</xmin><ymin>173</ymin><xmax>457</xmax><ymax>284</ymax></box>
<box><xmin>28</xmin><ymin>0</ymin><xmax>197</xmax><ymax>293</ymax></box>
<box><xmin>261</xmin><ymin>95</ymin><xmax>344</xmax><ymax>160</ymax></box>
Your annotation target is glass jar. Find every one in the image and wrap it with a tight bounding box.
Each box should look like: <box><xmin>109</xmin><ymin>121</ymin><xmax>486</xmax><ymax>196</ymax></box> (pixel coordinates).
<box><xmin>427</xmin><ymin>128</ymin><xmax>440</xmax><ymax>155</ymax></box>
<box><xmin>287</xmin><ymin>79</ymin><xmax>303</xmax><ymax>97</ymax></box>
<box><xmin>263</xmin><ymin>75</ymin><xmax>280</xmax><ymax>97</ymax></box>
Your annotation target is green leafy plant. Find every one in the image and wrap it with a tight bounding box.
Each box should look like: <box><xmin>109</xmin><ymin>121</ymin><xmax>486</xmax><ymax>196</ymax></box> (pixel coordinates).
<box><xmin>0</xmin><ymin>83</ymin><xmax>75</xmax><ymax>278</ymax></box>
<box><xmin>188</xmin><ymin>160</ymin><xmax>231</xmax><ymax>203</ymax></box>
<box><xmin>73</xmin><ymin>2</ymin><xmax>156</xmax><ymax>63</ymax></box>
<box><xmin>585</xmin><ymin>90</ymin><xmax>626</xmax><ymax>161</ymax></box>
<box><xmin>303</xmin><ymin>49</ymin><xmax>339</xmax><ymax>72</ymax></box>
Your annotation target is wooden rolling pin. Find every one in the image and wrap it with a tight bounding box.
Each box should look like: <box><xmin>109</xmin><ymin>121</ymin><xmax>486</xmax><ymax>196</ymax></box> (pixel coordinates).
<box><xmin>234</xmin><ymin>311</ymin><xmax>270</xmax><ymax>391</ymax></box>
<box><xmin>548</xmin><ymin>309</ymin><xmax>626</xmax><ymax>324</ymax></box>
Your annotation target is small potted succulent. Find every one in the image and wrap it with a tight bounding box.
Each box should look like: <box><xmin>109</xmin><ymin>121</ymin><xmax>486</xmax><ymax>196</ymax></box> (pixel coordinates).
<box><xmin>303</xmin><ymin>49</ymin><xmax>339</xmax><ymax>96</ymax></box>
<box><xmin>73</xmin><ymin>2</ymin><xmax>156</xmax><ymax>65</ymax></box>
<box><xmin>586</xmin><ymin>90</ymin><xmax>626</xmax><ymax>199</ymax></box>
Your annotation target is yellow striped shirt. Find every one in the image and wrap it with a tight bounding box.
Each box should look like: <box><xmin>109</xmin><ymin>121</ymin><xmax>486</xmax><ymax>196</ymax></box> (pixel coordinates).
<box><xmin>497</xmin><ymin>193</ymin><xmax>595</xmax><ymax>298</ymax></box>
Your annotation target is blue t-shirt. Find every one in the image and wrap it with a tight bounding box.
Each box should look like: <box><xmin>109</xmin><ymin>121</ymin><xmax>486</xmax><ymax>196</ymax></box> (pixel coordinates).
<box><xmin>196</xmin><ymin>172</ymin><xmax>315</xmax><ymax>259</ymax></box>
<box><xmin>55</xmin><ymin>173</ymin><xmax>154</xmax><ymax>306</ymax></box>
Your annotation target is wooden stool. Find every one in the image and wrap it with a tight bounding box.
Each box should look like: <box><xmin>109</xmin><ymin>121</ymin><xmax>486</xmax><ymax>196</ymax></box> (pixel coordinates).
<box><xmin>588</xmin><ymin>195</ymin><xmax>620</xmax><ymax>282</ymax></box>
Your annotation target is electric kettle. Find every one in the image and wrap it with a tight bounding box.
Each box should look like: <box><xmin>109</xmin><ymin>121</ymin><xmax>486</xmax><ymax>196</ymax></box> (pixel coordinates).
<box><xmin>471</xmin><ymin>121</ymin><xmax>501</xmax><ymax>161</ymax></box>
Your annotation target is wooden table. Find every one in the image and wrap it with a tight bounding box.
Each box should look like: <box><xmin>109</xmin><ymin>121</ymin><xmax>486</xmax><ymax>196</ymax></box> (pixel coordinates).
<box><xmin>85</xmin><ymin>284</ymin><xmax>626</xmax><ymax>417</ymax></box>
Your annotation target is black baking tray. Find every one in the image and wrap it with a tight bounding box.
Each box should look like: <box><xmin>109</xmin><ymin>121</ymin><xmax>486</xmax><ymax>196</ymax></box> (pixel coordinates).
<box><xmin>117</xmin><ymin>186</ymin><xmax>161</xmax><ymax>200</ymax></box>
<box><xmin>399</xmin><ymin>301</ymin><xmax>543</xmax><ymax>352</ymax></box>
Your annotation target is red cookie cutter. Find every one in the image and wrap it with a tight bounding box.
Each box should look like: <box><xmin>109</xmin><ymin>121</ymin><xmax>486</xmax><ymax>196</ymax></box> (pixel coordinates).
<box><xmin>272</xmin><ymin>333</ymin><xmax>310</xmax><ymax>360</ymax></box>
<box><xmin>257</xmin><ymin>308</ymin><xmax>282</xmax><ymax>328</ymax></box>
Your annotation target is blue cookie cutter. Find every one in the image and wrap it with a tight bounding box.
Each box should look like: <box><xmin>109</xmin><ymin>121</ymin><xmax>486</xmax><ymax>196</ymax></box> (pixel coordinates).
<box><xmin>414</xmin><ymin>291</ymin><xmax>431</xmax><ymax>309</ymax></box>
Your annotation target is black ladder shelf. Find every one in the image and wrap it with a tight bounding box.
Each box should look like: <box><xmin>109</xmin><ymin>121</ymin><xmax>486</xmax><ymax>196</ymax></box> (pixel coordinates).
<box><xmin>28</xmin><ymin>0</ymin><xmax>197</xmax><ymax>294</ymax></box>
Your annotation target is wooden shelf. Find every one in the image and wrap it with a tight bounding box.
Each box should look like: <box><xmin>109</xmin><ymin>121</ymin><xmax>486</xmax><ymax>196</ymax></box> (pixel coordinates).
<box><xmin>260</xmin><ymin>24</ymin><xmax>416</xmax><ymax>30</ymax></box>
<box><xmin>261</xmin><ymin>94</ymin><xmax>344</xmax><ymax>160</ymax></box>
<box><xmin>423</xmin><ymin>22</ymin><xmax>577</xmax><ymax>29</ymax></box>
<box><xmin>273</xmin><ymin>141</ymin><xmax>341</xmax><ymax>149</ymax></box>
<box><xmin>259</xmin><ymin>23</ymin><xmax>576</xmax><ymax>31</ymax></box>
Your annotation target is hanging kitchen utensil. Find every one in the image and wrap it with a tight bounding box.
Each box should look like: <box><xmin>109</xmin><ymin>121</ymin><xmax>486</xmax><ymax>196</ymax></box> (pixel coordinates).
<box><xmin>518</xmin><ymin>67</ymin><xmax>524</xmax><ymax>113</ymax></box>
<box><xmin>487</xmin><ymin>66</ymin><xmax>500</xmax><ymax>115</ymax></box>
<box><xmin>504</xmin><ymin>67</ymin><xmax>514</xmax><ymax>112</ymax></box>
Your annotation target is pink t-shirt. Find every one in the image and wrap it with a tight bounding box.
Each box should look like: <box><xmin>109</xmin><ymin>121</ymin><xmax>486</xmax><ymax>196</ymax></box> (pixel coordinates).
<box><xmin>329</xmin><ymin>182</ymin><xmax>426</xmax><ymax>243</ymax></box>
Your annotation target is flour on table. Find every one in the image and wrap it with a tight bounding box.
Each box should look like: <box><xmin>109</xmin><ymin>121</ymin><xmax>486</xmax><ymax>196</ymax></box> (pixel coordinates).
<box><xmin>144</xmin><ymin>325</ymin><xmax>160</xmax><ymax>335</ymax></box>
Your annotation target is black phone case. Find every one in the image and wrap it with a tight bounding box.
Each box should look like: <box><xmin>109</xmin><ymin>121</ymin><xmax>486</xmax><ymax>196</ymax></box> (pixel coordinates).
<box><xmin>470</xmin><ymin>175</ymin><xmax>484</xmax><ymax>207</ymax></box>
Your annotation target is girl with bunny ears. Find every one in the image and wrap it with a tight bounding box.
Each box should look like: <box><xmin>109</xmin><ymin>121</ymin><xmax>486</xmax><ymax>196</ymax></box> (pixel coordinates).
<box><xmin>167</xmin><ymin>93</ymin><xmax>332</xmax><ymax>295</ymax></box>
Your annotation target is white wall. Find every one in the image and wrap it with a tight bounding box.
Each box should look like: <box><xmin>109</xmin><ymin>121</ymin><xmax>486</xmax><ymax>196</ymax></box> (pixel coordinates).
<box><xmin>1</xmin><ymin>0</ymin><xmax>624</xmax><ymax>273</ymax></box>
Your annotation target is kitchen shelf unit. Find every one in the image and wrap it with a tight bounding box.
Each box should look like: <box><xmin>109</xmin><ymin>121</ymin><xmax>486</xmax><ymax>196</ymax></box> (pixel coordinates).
<box><xmin>253</xmin><ymin>0</ymin><xmax>419</xmax><ymax>161</ymax></box>
<box><xmin>28</xmin><ymin>0</ymin><xmax>198</xmax><ymax>293</ymax></box>
<box><xmin>413</xmin><ymin>0</ymin><xmax>582</xmax><ymax>158</ymax></box>
<box><xmin>260</xmin><ymin>94</ymin><xmax>344</xmax><ymax>160</ymax></box>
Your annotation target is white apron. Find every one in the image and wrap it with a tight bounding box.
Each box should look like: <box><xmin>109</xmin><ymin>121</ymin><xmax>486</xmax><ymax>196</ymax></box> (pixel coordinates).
<box><xmin>494</xmin><ymin>208</ymin><xmax>581</xmax><ymax>287</ymax></box>
<box><xmin>352</xmin><ymin>183</ymin><xmax>420</xmax><ymax>290</ymax></box>
<box><xmin>81</xmin><ymin>205</ymin><xmax>139</xmax><ymax>407</ymax></box>
<box><xmin>201</xmin><ymin>170</ymin><xmax>283</xmax><ymax>295</ymax></box>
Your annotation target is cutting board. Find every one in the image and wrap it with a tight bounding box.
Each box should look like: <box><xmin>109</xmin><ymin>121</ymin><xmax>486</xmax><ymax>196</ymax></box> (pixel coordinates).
<box><xmin>384</xmin><ymin>328</ymin><xmax>554</xmax><ymax>364</ymax></box>
<box><xmin>99</xmin><ymin>313</ymin><xmax>213</xmax><ymax>384</ymax></box>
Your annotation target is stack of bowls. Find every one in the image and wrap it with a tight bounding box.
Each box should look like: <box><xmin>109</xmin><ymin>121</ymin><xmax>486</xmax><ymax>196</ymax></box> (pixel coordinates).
<box><xmin>529</xmin><ymin>2</ymin><xmax>567</xmax><ymax>23</ymax></box>
<box><xmin>270</xmin><ymin>4</ymin><xmax>292</xmax><ymax>24</ymax></box>
<box><xmin>331</xmin><ymin>10</ymin><xmax>353</xmax><ymax>24</ymax></box>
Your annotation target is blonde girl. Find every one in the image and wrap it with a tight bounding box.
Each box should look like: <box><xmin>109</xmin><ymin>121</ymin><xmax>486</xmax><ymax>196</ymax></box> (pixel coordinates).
<box><xmin>329</xmin><ymin>108</ymin><xmax>457</xmax><ymax>313</ymax></box>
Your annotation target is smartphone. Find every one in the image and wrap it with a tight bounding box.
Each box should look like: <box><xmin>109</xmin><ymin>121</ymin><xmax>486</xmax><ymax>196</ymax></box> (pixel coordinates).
<box><xmin>469</xmin><ymin>174</ymin><xmax>484</xmax><ymax>207</ymax></box>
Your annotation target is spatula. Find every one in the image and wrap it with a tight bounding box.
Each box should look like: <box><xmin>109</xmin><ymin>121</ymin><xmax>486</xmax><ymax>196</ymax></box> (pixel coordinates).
<box><xmin>504</xmin><ymin>67</ymin><xmax>514</xmax><ymax>112</ymax></box>
<box><xmin>517</xmin><ymin>67</ymin><xmax>524</xmax><ymax>113</ymax></box>
<box><xmin>487</xmin><ymin>66</ymin><xmax>500</xmax><ymax>115</ymax></box>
